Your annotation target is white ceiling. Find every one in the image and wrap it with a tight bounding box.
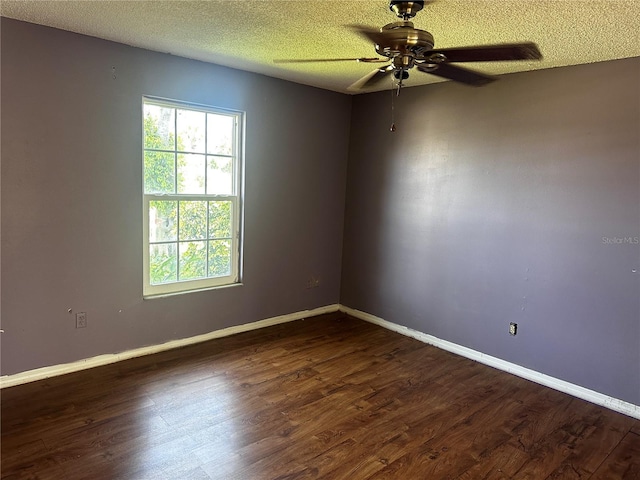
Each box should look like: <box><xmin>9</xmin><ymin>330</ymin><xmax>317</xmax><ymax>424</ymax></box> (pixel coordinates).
<box><xmin>2</xmin><ymin>0</ymin><xmax>639</xmax><ymax>94</ymax></box>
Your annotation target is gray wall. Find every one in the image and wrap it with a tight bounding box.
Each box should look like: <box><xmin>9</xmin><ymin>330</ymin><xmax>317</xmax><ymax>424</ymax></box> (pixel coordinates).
<box><xmin>2</xmin><ymin>18</ymin><xmax>639</xmax><ymax>409</ymax></box>
<box><xmin>342</xmin><ymin>58</ymin><xmax>640</xmax><ymax>405</ymax></box>
<box><xmin>1</xmin><ymin>19</ymin><xmax>350</xmax><ymax>375</ymax></box>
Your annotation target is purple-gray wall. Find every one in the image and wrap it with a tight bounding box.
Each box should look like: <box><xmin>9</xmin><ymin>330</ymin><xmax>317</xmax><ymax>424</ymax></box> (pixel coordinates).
<box><xmin>341</xmin><ymin>58</ymin><xmax>640</xmax><ymax>405</ymax></box>
<box><xmin>2</xmin><ymin>18</ymin><xmax>639</xmax><ymax>409</ymax></box>
<box><xmin>1</xmin><ymin>18</ymin><xmax>350</xmax><ymax>375</ymax></box>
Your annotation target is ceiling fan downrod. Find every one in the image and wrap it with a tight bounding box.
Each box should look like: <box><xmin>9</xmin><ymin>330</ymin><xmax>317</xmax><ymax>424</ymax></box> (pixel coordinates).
<box><xmin>389</xmin><ymin>0</ymin><xmax>425</xmax><ymax>20</ymax></box>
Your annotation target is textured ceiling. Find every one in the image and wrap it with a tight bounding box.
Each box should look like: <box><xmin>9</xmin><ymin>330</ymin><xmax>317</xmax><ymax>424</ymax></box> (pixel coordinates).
<box><xmin>2</xmin><ymin>1</ymin><xmax>639</xmax><ymax>94</ymax></box>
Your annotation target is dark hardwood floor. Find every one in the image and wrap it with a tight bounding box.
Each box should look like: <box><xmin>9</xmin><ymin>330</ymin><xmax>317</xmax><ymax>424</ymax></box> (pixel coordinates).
<box><xmin>2</xmin><ymin>313</ymin><xmax>639</xmax><ymax>479</ymax></box>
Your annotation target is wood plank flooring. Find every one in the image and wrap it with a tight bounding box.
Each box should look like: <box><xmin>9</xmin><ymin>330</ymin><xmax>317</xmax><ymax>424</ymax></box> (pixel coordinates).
<box><xmin>2</xmin><ymin>312</ymin><xmax>639</xmax><ymax>479</ymax></box>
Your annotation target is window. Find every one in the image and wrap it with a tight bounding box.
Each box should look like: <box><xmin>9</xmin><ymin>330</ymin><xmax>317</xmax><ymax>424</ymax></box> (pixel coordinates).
<box><xmin>142</xmin><ymin>98</ymin><xmax>243</xmax><ymax>297</ymax></box>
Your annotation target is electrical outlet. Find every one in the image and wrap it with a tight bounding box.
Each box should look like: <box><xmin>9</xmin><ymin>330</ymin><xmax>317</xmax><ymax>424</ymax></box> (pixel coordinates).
<box><xmin>509</xmin><ymin>322</ymin><xmax>517</xmax><ymax>336</ymax></box>
<box><xmin>76</xmin><ymin>312</ymin><xmax>87</xmax><ymax>329</ymax></box>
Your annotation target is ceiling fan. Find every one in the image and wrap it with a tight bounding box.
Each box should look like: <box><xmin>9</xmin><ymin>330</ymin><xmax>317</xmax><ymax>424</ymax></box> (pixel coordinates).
<box><xmin>275</xmin><ymin>0</ymin><xmax>542</xmax><ymax>91</ymax></box>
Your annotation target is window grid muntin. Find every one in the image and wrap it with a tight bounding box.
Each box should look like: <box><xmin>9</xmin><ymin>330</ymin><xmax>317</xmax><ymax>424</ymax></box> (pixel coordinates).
<box><xmin>146</xmin><ymin>196</ymin><xmax>236</xmax><ymax>283</ymax></box>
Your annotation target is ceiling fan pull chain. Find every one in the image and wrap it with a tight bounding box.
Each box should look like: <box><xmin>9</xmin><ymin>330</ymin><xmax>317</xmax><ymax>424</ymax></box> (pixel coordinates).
<box><xmin>390</xmin><ymin>80</ymin><xmax>396</xmax><ymax>132</ymax></box>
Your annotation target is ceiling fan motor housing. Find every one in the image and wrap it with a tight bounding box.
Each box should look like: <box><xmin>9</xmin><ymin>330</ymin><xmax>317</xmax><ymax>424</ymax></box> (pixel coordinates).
<box><xmin>389</xmin><ymin>0</ymin><xmax>425</xmax><ymax>20</ymax></box>
<box><xmin>375</xmin><ymin>22</ymin><xmax>435</xmax><ymax>59</ymax></box>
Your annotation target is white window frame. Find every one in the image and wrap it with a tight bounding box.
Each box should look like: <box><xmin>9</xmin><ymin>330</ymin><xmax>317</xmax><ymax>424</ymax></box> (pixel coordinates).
<box><xmin>142</xmin><ymin>97</ymin><xmax>244</xmax><ymax>297</ymax></box>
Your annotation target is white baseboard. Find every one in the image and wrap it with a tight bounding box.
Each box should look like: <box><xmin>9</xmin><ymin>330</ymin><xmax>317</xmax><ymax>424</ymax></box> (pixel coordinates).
<box><xmin>340</xmin><ymin>305</ymin><xmax>640</xmax><ymax>420</ymax></box>
<box><xmin>3</xmin><ymin>302</ymin><xmax>639</xmax><ymax>421</ymax></box>
<box><xmin>0</xmin><ymin>304</ymin><xmax>340</xmax><ymax>389</ymax></box>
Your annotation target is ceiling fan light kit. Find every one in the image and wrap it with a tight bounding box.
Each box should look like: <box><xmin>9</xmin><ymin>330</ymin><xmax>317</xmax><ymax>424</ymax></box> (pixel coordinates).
<box><xmin>275</xmin><ymin>0</ymin><xmax>542</xmax><ymax>92</ymax></box>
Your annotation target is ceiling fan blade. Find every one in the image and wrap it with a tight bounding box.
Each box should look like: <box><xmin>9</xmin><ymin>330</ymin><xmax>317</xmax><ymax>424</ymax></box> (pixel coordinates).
<box><xmin>417</xmin><ymin>62</ymin><xmax>496</xmax><ymax>86</ymax></box>
<box><xmin>429</xmin><ymin>42</ymin><xmax>542</xmax><ymax>62</ymax></box>
<box><xmin>274</xmin><ymin>57</ymin><xmax>387</xmax><ymax>64</ymax></box>
<box><xmin>347</xmin><ymin>24</ymin><xmax>388</xmax><ymax>45</ymax></box>
<box><xmin>348</xmin><ymin>65</ymin><xmax>394</xmax><ymax>91</ymax></box>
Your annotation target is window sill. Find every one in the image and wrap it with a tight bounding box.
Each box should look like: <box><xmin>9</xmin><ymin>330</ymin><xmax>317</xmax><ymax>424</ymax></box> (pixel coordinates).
<box><xmin>143</xmin><ymin>281</ymin><xmax>243</xmax><ymax>300</ymax></box>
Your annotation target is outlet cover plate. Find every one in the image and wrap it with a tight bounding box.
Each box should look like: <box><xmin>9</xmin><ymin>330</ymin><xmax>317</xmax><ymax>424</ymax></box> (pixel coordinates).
<box><xmin>76</xmin><ymin>312</ymin><xmax>87</xmax><ymax>329</ymax></box>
